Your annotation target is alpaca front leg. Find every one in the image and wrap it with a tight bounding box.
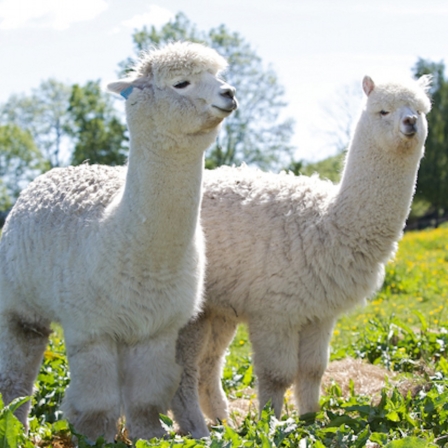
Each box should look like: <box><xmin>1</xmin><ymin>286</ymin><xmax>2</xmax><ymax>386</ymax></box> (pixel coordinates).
<box><xmin>0</xmin><ymin>311</ymin><xmax>50</xmax><ymax>430</ymax></box>
<box><xmin>122</xmin><ymin>331</ymin><xmax>182</xmax><ymax>441</ymax></box>
<box><xmin>62</xmin><ymin>337</ymin><xmax>121</xmax><ymax>443</ymax></box>
<box><xmin>171</xmin><ymin>314</ymin><xmax>211</xmax><ymax>438</ymax></box>
<box><xmin>249</xmin><ymin>317</ymin><xmax>299</xmax><ymax>418</ymax></box>
<box><xmin>198</xmin><ymin>313</ymin><xmax>237</xmax><ymax>423</ymax></box>
<box><xmin>295</xmin><ymin>317</ymin><xmax>335</xmax><ymax>415</ymax></box>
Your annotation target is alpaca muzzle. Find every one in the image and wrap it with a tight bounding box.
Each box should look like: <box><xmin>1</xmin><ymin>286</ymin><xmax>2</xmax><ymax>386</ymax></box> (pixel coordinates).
<box><xmin>401</xmin><ymin>114</ymin><xmax>418</xmax><ymax>137</ymax></box>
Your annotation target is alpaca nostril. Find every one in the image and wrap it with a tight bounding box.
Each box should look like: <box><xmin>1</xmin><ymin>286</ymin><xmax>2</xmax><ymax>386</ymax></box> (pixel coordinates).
<box><xmin>403</xmin><ymin>115</ymin><xmax>417</xmax><ymax>126</ymax></box>
<box><xmin>221</xmin><ymin>86</ymin><xmax>236</xmax><ymax>100</ymax></box>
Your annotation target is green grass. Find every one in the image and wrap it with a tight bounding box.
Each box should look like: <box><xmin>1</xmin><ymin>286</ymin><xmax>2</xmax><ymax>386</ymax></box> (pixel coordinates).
<box><xmin>333</xmin><ymin>226</ymin><xmax>448</xmax><ymax>352</ymax></box>
<box><xmin>2</xmin><ymin>227</ymin><xmax>448</xmax><ymax>447</ymax></box>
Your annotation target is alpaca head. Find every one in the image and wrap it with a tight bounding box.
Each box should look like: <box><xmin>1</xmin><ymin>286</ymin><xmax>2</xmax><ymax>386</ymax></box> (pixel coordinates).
<box><xmin>360</xmin><ymin>75</ymin><xmax>431</xmax><ymax>155</ymax></box>
<box><xmin>108</xmin><ymin>42</ymin><xmax>238</xmax><ymax>145</ymax></box>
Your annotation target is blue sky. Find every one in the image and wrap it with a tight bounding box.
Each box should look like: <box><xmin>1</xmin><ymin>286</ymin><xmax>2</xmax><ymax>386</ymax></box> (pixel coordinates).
<box><xmin>1</xmin><ymin>0</ymin><xmax>447</xmax><ymax>162</ymax></box>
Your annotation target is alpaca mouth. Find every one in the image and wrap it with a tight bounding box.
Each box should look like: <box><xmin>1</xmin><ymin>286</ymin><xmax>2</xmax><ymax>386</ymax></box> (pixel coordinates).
<box><xmin>212</xmin><ymin>105</ymin><xmax>235</xmax><ymax>114</ymax></box>
<box><xmin>213</xmin><ymin>99</ymin><xmax>238</xmax><ymax>114</ymax></box>
<box><xmin>401</xmin><ymin>129</ymin><xmax>417</xmax><ymax>138</ymax></box>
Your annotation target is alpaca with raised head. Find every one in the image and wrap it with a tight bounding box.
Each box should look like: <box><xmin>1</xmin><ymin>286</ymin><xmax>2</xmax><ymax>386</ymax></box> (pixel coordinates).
<box><xmin>0</xmin><ymin>42</ymin><xmax>237</xmax><ymax>441</ymax></box>
<box><xmin>172</xmin><ymin>75</ymin><xmax>431</xmax><ymax>437</ymax></box>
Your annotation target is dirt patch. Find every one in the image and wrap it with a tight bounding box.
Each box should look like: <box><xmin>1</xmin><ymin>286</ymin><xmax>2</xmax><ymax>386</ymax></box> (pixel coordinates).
<box><xmin>226</xmin><ymin>356</ymin><xmax>426</xmax><ymax>423</ymax></box>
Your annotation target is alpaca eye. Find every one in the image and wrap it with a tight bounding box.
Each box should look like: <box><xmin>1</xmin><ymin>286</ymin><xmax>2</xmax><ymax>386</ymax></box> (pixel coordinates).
<box><xmin>174</xmin><ymin>81</ymin><xmax>190</xmax><ymax>89</ymax></box>
<box><xmin>380</xmin><ymin>110</ymin><xmax>389</xmax><ymax>116</ymax></box>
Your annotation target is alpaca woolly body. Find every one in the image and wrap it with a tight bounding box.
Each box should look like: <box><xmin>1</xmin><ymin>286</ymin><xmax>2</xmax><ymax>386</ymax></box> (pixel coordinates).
<box><xmin>170</xmin><ymin>75</ymin><xmax>432</xmax><ymax>437</ymax></box>
<box><xmin>0</xmin><ymin>42</ymin><xmax>237</xmax><ymax>442</ymax></box>
<box><xmin>2</xmin><ymin>165</ymin><xmax>201</xmax><ymax>341</ymax></box>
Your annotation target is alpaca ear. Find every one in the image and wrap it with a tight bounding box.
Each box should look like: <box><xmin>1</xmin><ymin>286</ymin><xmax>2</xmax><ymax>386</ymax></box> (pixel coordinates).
<box><xmin>417</xmin><ymin>74</ymin><xmax>432</xmax><ymax>93</ymax></box>
<box><xmin>107</xmin><ymin>80</ymin><xmax>134</xmax><ymax>96</ymax></box>
<box><xmin>362</xmin><ymin>76</ymin><xmax>375</xmax><ymax>96</ymax></box>
<box><xmin>108</xmin><ymin>77</ymin><xmax>153</xmax><ymax>99</ymax></box>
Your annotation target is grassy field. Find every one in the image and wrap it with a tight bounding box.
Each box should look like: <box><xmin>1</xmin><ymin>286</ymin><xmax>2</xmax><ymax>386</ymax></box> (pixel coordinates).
<box><xmin>1</xmin><ymin>226</ymin><xmax>448</xmax><ymax>447</ymax></box>
<box><xmin>334</xmin><ymin>227</ymin><xmax>448</xmax><ymax>346</ymax></box>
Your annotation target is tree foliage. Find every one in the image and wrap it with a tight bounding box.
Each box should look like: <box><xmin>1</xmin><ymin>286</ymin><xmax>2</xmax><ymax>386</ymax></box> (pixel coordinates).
<box><xmin>298</xmin><ymin>152</ymin><xmax>346</xmax><ymax>183</ymax></box>
<box><xmin>0</xmin><ymin>79</ymin><xmax>72</xmax><ymax>168</ymax></box>
<box><xmin>68</xmin><ymin>80</ymin><xmax>128</xmax><ymax>166</ymax></box>
<box><xmin>0</xmin><ymin>79</ymin><xmax>128</xmax><ymax>213</ymax></box>
<box><xmin>0</xmin><ymin>78</ymin><xmax>128</xmax><ymax>170</ymax></box>
<box><xmin>0</xmin><ymin>124</ymin><xmax>47</xmax><ymax>210</ymax></box>
<box><xmin>119</xmin><ymin>12</ymin><xmax>295</xmax><ymax>171</ymax></box>
<box><xmin>413</xmin><ymin>58</ymin><xmax>448</xmax><ymax>222</ymax></box>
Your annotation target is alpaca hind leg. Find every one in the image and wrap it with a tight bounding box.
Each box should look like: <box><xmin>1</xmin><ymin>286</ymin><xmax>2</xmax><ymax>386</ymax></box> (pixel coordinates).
<box><xmin>249</xmin><ymin>318</ymin><xmax>299</xmax><ymax>418</ymax></box>
<box><xmin>198</xmin><ymin>313</ymin><xmax>237</xmax><ymax>423</ymax></box>
<box><xmin>0</xmin><ymin>311</ymin><xmax>50</xmax><ymax>430</ymax></box>
<box><xmin>121</xmin><ymin>330</ymin><xmax>182</xmax><ymax>440</ymax></box>
<box><xmin>171</xmin><ymin>314</ymin><xmax>211</xmax><ymax>438</ymax></box>
<box><xmin>295</xmin><ymin>317</ymin><xmax>335</xmax><ymax>415</ymax></box>
<box><xmin>62</xmin><ymin>336</ymin><xmax>121</xmax><ymax>443</ymax></box>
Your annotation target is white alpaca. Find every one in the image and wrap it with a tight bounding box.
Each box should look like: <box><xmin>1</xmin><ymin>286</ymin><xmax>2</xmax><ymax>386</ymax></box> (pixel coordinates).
<box><xmin>0</xmin><ymin>42</ymin><xmax>237</xmax><ymax>441</ymax></box>
<box><xmin>171</xmin><ymin>75</ymin><xmax>431</xmax><ymax>437</ymax></box>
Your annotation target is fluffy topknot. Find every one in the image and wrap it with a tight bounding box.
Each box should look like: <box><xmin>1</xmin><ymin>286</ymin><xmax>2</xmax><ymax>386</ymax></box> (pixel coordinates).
<box><xmin>132</xmin><ymin>42</ymin><xmax>228</xmax><ymax>86</ymax></box>
<box><xmin>363</xmin><ymin>75</ymin><xmax>432</xmax><ymax>115</ymax></box>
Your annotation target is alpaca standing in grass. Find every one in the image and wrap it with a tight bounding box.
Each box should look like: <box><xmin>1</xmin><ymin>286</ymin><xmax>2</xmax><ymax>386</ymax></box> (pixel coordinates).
<box><xmin>0</xmin><ymin>42</ymin><xmax>237</xmax><ymax>441</ymax></box>
<box><xmin>172</xmin><ymin>75</ymin><xmax>431</xmax><ymax>437</ymax></box>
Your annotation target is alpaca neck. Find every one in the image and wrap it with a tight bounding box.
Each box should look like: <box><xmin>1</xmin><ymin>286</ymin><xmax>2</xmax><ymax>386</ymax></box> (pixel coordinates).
<box><xmin>109</xmin><ymin>130</ymin><xmax>210</xmax><ymax>271</ymax></box>
<box><xmin>329</xmin><ymin>119</ymin><xmax>422</xmax><ymax>260</ymax></box>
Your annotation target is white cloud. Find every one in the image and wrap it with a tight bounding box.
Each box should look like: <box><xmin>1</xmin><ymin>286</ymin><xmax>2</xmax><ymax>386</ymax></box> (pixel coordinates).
<box><xmin>356</xmin><ymin>3</ymin><xmax>448</xmax><ymax>15</ymax></box>
<box><xmin>0</xmin><ymin>0</ymin><xmax>108</xmax><ymax>30</ymax></box>
<box><xmin>121</xmin><ymin>4</ymin><xmax>174</xmax><ymax>31</ymax></box>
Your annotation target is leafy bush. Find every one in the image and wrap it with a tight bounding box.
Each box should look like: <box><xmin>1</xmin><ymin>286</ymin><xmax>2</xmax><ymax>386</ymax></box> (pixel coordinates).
<box><xmin>31</xmin><ymin>334</ymin><xmax>70</xmax><ymax>424</ymax></box>
<box><xmin>335</xmin><ymin>315</ymin><xmax>448</xmax><ymax>374</ymax></box>
<box><xmin>0</xmin><ymin>396</ymin><xmax>34</xmax><ymax>448</ymax></box>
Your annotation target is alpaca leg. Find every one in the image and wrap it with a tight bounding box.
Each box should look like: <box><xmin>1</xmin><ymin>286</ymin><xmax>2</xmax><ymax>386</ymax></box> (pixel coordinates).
<box><xmin>295</xmin><ymin>317</ymin><xmax>335</xmax><ymax>415</ymax></box>
<box><xmin>62</xmin><ymin>336</ymin><xmax>121</xmax><ymax>443</ymax></box>
<box><xmin>0</xmin><ymin>311</ymin><xmax>50</xmax><ymax>430</ymax></box>
<box><xmin>198</xmin><ymin>313</ymin><xmax>237</xmax><ymax>423</ymax></box>
<box><xmin>249</xmin><ymin>318</ymin><xmax>299</xmax><ymax>418</ymax></box>
<box><xmin>171</xmin><ymin>314</ymin><xmax>211</xmax><ymax>438</ymax></box>
<box><xmin>121</xmin><ymin>331</ymin><xmax>182</xmax><ymax>441</ymax></box>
